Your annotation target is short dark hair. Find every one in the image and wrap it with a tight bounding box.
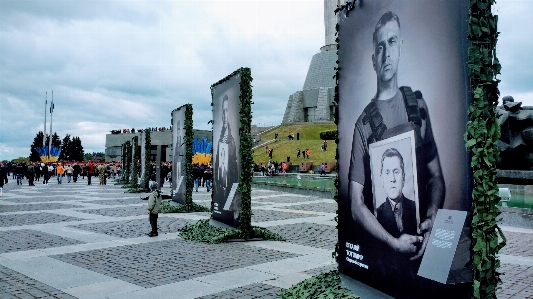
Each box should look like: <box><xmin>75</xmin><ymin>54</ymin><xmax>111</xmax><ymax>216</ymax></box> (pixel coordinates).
<box><xmin>380</xmin><ymin>148</ymin><xmax>405</xmax><ymax>181</ymax></box>
<box><xmin>373</xmin><ymin>11</ymin><xmax>401</xmax><ymax>46</ymax></box>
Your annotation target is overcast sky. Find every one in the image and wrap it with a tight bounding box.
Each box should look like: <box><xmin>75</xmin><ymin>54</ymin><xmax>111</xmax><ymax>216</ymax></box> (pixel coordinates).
<box><xmin>0</xmin><ymin>0</ymin><xmax>530</xmax><ymax>161</ymax></box>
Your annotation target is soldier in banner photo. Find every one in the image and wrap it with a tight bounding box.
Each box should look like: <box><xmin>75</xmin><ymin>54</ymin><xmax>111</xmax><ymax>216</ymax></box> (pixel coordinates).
<box><xmin>348</xmin><ymin>10</ymin><xmax>445</xmax><ymax>276</ymax></box>
<box><xmin>215</xmin><ymin>94</ymin><xmax>241</xmax><ymax>227</ymax></box>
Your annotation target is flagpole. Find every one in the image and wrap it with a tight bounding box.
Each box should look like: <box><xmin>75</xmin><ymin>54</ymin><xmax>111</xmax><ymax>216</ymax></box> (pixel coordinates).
<box><xmin>43</xmin><ymin>92</ymin><xmax>47</xmax><ymax>149</ymax></box>
<box><xmin>49</xmin><ymin>91</ymin><xmax>53</xmax><ymax>161</ymax></box>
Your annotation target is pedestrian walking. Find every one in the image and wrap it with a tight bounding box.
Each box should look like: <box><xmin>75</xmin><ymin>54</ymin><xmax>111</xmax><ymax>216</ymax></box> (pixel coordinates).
<box><xmin>56</xmin><ymin>162</ymin><xmax>65</xmax><ymax>184</ymax></box>
<box><xmin>97</xmin><ymin>164</ymin><xmax>106</xmax><ymax>185</ymax></box>
<box><xmin>41</xmin><ymin>163</ymin><xmax>49</xmax><ymax>184</ymax></box>
<box><xmin>320</xmin><ymin>163</ymin><xmax>326</xmax><ymax>176</ymax></box>
<box><xmin>65</xmin><ymin>164</ymin><xmax>73</xmax><ymax>183</ymax></box>
<box><xmin>87</xmin><ymin>162</ymin><xmax>95</xmax><ymax>185</ymax></box>
<box><xmin>193</xmin><ymin>164</ymin><xmax>201</xmax><ymax>192</ymax></box>
<box><xmin>0</xmin><ymin>162</ymin><xmax>8</xmax><ymax>196</ymax></box>
<box><xmin>26</xmin><ymin>163</ymin><xmax>35</xmax><ymax>186</ymax></box>
<box><xmin>15</xmin><ymin>164</ymin><xmax>24</xmax><ymax>185</ymax></box>
<box><xmin>72</xmin><ymin>163</ymin><xmax>81</xmax><ymax>182</ymax></box>
<box><xmin>297</xmin><ymin>148</ymin><xmax>301</xmax><ymax>159</ymax></box>
<box><xmin>204</xmin><ymin>163</ymin><xmax>213</xmax><ymax>192</ymax></box>
<box><xmin>146</xmin><ymin>181</ymin><xmax>162</xmax><ymax>237</ymax></box>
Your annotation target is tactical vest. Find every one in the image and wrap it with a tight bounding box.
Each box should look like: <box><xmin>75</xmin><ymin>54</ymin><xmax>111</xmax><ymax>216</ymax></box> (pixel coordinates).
<box><xmin>360</xmin><ymin>86</ymin><xmax>434</xmax><ymax>216</ymax></box>
<box><xmin>361</xmin><ymin>86</ymin><xmax>425</xmax><ymax>145</ymax></box>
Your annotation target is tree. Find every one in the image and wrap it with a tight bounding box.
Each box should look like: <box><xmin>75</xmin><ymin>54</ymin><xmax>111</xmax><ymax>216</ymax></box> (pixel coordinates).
<box><xmin>60</xmin><ymin>134</ymin><xmax>71</xmax><ymax>161</ymax></box>
<box><xmin>70</xmin><ymin>136</ymin><xmax>84</xmax><ymax>161</ymax></box>
<box><xmin>50</xmin><ymin>132</ymin><xmax>61</xmax><ymax>149</ymax></box>
<box><xmin>30</xmin><ymin>131</ymin><xmax>45</xmax><ymax>162</ymax></box>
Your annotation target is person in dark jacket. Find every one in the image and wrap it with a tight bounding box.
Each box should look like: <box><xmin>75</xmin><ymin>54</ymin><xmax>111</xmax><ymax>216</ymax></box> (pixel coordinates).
<box><xmin>203</xmin><ymin>163</ymin><xmax>213</xmax><ymax>192</ymax></box>
<box><xmin>73</xmin><ymin>163</ymin><xmax>81</xmax><ymax>182</ymax></box>
<box><xmin>0</xmin><ymin>162</ymin><xmax>8</xmax><ymax>196</ymax></box>
<box><xmin>146</xmin><ymin>181</ymin><xmax>162</xmax><ymax>237</ymax></box>
<box><xmin>26</xmin><ymin>163</ymin><xmax>35</xmax><ymax>186</ymax></box>
<box><xmin>41</xmin><ymin>163</ymin><xmax>49</xmax><ymax>184</ymax></box>
<box><xmin>15</xmin><ymin>164</ymin><xmax>24</xmax><ymax>185</ymax></box>
<box><xmin>192</xmin><ymin>164</ymin><xmax>202</xmax><ymax>192</ymax></box>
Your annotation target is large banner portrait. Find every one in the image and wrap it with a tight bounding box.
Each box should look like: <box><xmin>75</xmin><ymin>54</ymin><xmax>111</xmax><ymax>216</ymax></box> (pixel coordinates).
<box><xmin>172</xmin><ymin>106</ymin><xmax>187</xmax><ymax>204</ymax></box>
<box><xmin>139</xmin><ymin>131</ymin><xmax>146</xmax><ymax>186</ymax></box>
<box><xmin>336</xmin><ymin>1</ymin><xmax>471</xmax><ymax>298</ymax></box>
<box><xmin>211</xmin><ymin>74</ymin><xmax>242</xmax><ymax>228</ymax></box>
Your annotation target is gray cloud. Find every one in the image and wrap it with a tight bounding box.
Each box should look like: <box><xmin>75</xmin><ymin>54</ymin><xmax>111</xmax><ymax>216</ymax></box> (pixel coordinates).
<box><xmin>0</xmin><ymin>0</ymin><xmax>323</xmax><ymax>160</ymax></box>
<box><xmin>1</xmin><ymin>0</ymin><xmax>527</xmax><ymax>161</ymax></box>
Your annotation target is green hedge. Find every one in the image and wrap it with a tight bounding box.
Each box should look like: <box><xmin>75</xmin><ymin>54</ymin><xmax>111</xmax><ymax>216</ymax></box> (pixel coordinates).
<box><xmin>319</xmin><ymin>130</ymin><xmax>337</xmax><ymax>141</ymax></box>
<box><xmin>143</xmin><ymin>129</ymin><xmax>151</xmax><ymax>190</ymax></box>
<box><xmin>466</xmin><ymin>1</ymin><xmax>506</xmax><ymax>298</ymax></box>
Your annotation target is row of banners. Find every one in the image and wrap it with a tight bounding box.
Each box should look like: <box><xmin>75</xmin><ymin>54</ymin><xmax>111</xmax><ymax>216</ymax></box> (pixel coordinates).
<box><xmin>169</xmin><ymin>1</ymin><xmax>473</xmax><ymax>298</ymax></box>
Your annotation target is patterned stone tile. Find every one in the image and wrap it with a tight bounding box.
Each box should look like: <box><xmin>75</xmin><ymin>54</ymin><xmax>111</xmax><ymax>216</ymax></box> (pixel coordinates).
<box><xmin>303</xmin><ymin>264</ymin><xmax>337</xmax><ymax>276</ymax></box>
<box><xmin>0</xmin><ymin>203</ymin><xmax>84</xmax><ymax>213</ymax></box>
<box><xmin>197</xmin><ymin>283</ymin><xmax>281</xmax><ymax>299</ymax></box>
<box><xmin>267</xmin><ymin>223</ymin><xmax>337</xmax><ymax>250</ymax></box>
<box><xmin>82</xmin><ymin>197</ymin><xmax>145</xmax><ymax>205</ymax></box>
<box><xmin>51</xmin><ymin>239</ymin><xmax>298</xmax><ymax>288</ymax></box>
<box><xmin>0</xmin><ymin>265</ymin><xmax>77</xmax><ymax>299</ymax></box>
<box><xmin>252</xmin><ymin>209</ymin><xmax>316</xmax><ymax>222</ymax></box>
<box><xmin>0</xmin><ymin>212</ymin><xmax>84</xmax><ymax>227</ymax></box>
<box><xmin>497</xmin><ymin>263</ymin><xmax>533</xmax><ymax>299</ymax></box>
<box><xmin>253</xmin><ymin>196</ymin><xmax>322</xmax><ymax>204</ymax></box>
<box><xmin>75</xmin><ymin>206</ymin><xmax>145</xmax><ymax>217</ymax></box>
<box><xmin>287</xmin><ymin>202</ymin><xmax>337</xmax><ymax>214</ymax></box>
<box><xmin>500</xmin><ymin>231</ymin><xmax>533</xmax><ymax>257</ymax></box>
<box><xmin>69</xmin><ymin>217</ymin><xmax>196</xmax><ymax>238</ymax></box>
<box><xmin>0</xmin><ymin>229</ymin><xmax>83</xmax><ymax>254</ymax></box>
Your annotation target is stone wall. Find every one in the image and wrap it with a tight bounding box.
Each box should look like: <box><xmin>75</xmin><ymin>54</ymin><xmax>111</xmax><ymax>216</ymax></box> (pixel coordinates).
<box><xmin>283</xmin><ymin>91</ymin><xmax>304</xmax><ymax>123</ymax></box>
<box><xmin>315</xmin><ymin>87</ymin><xmax>331</xmax><ymax>121</ymax></box>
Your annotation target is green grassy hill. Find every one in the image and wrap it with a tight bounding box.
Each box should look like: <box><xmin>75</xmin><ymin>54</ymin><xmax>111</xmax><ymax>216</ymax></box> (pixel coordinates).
<box><xmin>253</xmin><ymin>123</ymin><xmax>337</xmax><ymax>165</ymax></box>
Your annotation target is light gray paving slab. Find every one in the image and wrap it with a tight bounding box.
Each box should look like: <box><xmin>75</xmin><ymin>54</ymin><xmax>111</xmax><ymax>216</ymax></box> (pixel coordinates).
<box><xmin>1</xmin><ymin>249</ymin><xmax>49</xmax><ymax>260</ymax></box>
<box><xmin>293</xmin><ymin>252</ymin><xmax>336</xmax><ymax>267</ymax></box>
<box><xmin>263</xmin><ymin>272</ymin><xmax>313</xmax><ymax>289</ymax></box>
<box><xmin>194</xmin><ymin>268</ymin><xmax>279</xmax><ymax>289</ymax></box>
<box><xmin>63</xmin><ymin>279</ymin><xmax>144</xmax><ymax>299</ymax></box>
<box><xmin>76</xmin><ymin>239</ymin><xmax>137</xmax><ymax>250</ymax></box>
<box><xmin>1</xmin><ymin>256</ymin><xmax>114</xmax><ymax>289</ymax></box>
<box><xmin>247</xmin><ymin>258</ymin><xmax>319</xmax><ymax>276</ymax></box>
<box><xmin>500</xmin><ymin>225</ymin><xmax>533</xmax><ymax>234</ymax></box>
<box><xmin>499</xmin><ymin>254</ymin><xmax>533</xmax><ymax>266</ymax></box>
<box><xmin>244</xmin><ymin>240</ymin><xmax>331</xmax><ymax>255</ymax></box>
<box><xmin>46</xmin><ymin>209</ymin><xmax>110</xmax><ymax>220</ymax></box>
<box><xmin>124</xmin><ymin>232</ymin><xmax>181</xmax><ymax>244</ymax></box>
<box><xmin>159</xmin><ymin>213</ymin><xmax>210</xmax><ymax>220</ymax></box>
<box><xmin>107</xmin><ymin>279</ymin><xmax>225</xmax><ymax>299</ymax></box>
<box><xmin>253</xmin><ymin>215</ymin><xmax>334</xmax><ymax>227</ymax></box>
<box><xmin>33</xmin><ymin>226</ymin><xmax>121</xmax><ymax>243</ymax></box>
<box><xmin>38</xmin><ymin>244</ymin><xmax>100</xmax><ymax>255</ymax></box>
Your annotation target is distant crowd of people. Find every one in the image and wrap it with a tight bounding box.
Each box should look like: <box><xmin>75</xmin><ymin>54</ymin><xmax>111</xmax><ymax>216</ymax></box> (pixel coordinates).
<box><xmin>110</xmin><ymin>127</ymin><xmax>171</xmax><ymax>134</ymax></box>
<box><xmin>0</xmin><ymin>161</ymin><xmax>125</xmax><ymax>189</ymax></box>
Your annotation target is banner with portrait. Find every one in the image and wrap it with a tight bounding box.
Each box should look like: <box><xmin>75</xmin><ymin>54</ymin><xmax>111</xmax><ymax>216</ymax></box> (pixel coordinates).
<box><xmin>172</xmin><ymin>106</ymin><xmax>187</xmax><ymax>204</ymax></box>
<box><xmin>211</xmin><ymin>73</ymin><xmax>242</xmax><ymax>228</ymax></box>
<box><xmin>336</xmin><ymin>1</ymin><xmax>471</xmax><ymax>298</ymax></box>
<box><xmin>139</xmin><ymin>131</ymin><xmax>146</xmax><ymax>186</ymax></box>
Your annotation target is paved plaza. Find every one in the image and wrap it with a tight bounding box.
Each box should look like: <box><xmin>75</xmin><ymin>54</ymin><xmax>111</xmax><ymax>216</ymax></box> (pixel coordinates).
<box><xmin>0</xmin><ymin>178</ymin><xmax>532</xmax><ymax>298</ymax></box>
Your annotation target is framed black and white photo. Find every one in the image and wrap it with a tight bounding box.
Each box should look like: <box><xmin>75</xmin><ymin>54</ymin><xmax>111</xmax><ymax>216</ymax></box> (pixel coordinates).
<box><xmin>172</xmin><ymin>106</ymin><xmax>187</xmax><ymax>204</ymax></box>
<box><xmin>369</xmin><ymin>130</ymin><xmax>420</xmax><ymax>235</ymax></box>
<box><xmin>211</xmin><ymin>73</ymin><xmax>242</xmax><ymax>228</ymax></box>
